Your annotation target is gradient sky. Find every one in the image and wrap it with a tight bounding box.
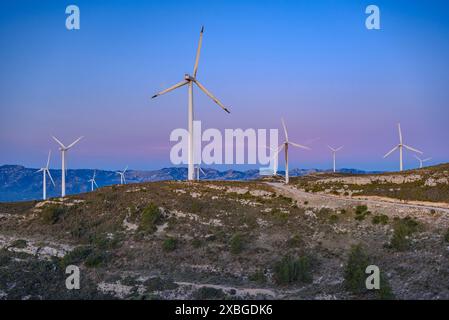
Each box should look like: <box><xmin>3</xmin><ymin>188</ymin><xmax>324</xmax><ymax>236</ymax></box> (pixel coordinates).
<box><xmin>1</xmin><ymin>0</ymin><xmax>448</xmax><ymax>171</ymax></box>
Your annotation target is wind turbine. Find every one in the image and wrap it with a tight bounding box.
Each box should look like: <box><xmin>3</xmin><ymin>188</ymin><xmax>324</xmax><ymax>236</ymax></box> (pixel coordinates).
<box><xmin>52</xmin><ymin>136</ymin><xmax>83</xmax><ymax>197</ymax></box>
<box><xmin>414</xmin><ymin>155</ymin><xmax>431</xmax><ymax>169</ymax></box>
<box><xmin>277</xmin><ymin>118</ymin><xmax>310</xmax><ymax>184</ymax></box>
<box><xmin>196</xmin><ymin>164</ymin><xmax>206</xmax><ymax>181</ymax></box>
<box><xmin>328</xmin><ymin>145</ymin><xmax>343</xmax><ymax>173</ymax></box>
<box><xmin>36</xmin><ymin>150</ymin><xmax>55</xmax><ymax>200</ymax></box>
<box><xmin>383</xmin><ymin>123</ymin><xmax>422</xmax><ymax>172</ymax></box>
<box><xmin>88</xmin><ymin>170</ymin><xmax>99</xmax><ymax>191</ymax></box>
<box><xmin>116</xmin><ymin>166</ymin><xmax>128</xmax><ymax>185</ymax></box>
<box><xmin>151</xmin><ymin>26</ymin><xmax>231</xmax><ymax>181</ymax></box>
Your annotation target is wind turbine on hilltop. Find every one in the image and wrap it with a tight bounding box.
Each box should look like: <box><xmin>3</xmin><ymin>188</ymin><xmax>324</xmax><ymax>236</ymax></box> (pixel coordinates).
<box><xmin>52</xmin><ymin>136</ymin><xmax>83</xmax><ymax>197</ymax></box>
<box><xmin>88</xmin><ymin>170</ymin><xmax>99</xmax><ymax>191</ymax></box>
<box><xmin>151</xmin><ymin>26</ymin><xmax>231</xmax><ymax>181</ymax></box>
<box><xmin>328</xmin><ymin>145</ymin><xmax>343</xmax><ymax>173</ymax></box>
<box><xmin>277</xmin><ymin>118</ymin><xmax>310</xmax><ymax>184</ymax></box>
<box><xmin>383</xmin><ymin>123</ymin><xmax>422</xmax><ymax>172</ymax></box>
<box><xmin>116</xmin><ymin>166</ymin><xmax>128</xmax><ymax>185</ymax></box>
<box><xmin>414</xmin><ymin>155</ymin><xmax>431</xmax><ymax>169</ymax></box>
<box><xmin>36</xmin><ymin>150</ymin><xmax>55</xmax><ymax>200</ymax></box>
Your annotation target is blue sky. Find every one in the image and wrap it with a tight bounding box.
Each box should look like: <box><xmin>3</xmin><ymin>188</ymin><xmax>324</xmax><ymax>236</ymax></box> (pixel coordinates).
<box><xmin>0</xmin><ymin>0</ymin><xmax>448</xmax><ymax>171</ymax></box>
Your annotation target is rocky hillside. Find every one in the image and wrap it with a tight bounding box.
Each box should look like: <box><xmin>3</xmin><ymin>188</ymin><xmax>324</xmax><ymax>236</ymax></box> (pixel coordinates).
<box><xmin>1</xmin><ymin>168</ymin><xmax>449</xmax><ymax>300</ymax></box>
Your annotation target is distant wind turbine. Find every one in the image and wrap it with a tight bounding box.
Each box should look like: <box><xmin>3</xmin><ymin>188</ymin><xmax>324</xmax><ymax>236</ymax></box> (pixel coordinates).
<box><xmin>277</xmin><ymin>118</ymin><xmax>310</xmax><ymax>184</ymax></box>
<box><xmin>52</xmin><ymin>136</ymin><xmax>83</xmax><ymax>197</ymax></box>
<box><xmin>266</xmin><ymin>146</ymin><xmax>280</xmax><ymax>176</ymax></box>
<box><xmin>116</xmin><ymin>166</ymin><xmax>128</xmax><ymax>185</ymax></box>
<box><xmin>151</xmin><ymin>26</ymin><xmax>231</xmax><ymax>181</ymax></box>
<box><xmin>414</xmin><ymin>155</ymin><xmax>431</xmax><ymax>169</ymax></box>
<box><xmin>196</xmin><ymin>165</ymin><xmax>206</xmax><ymax>181</ymax></box>
<box><xmin>36</xmin><ymin>150</ymin><xmax>55</xmax><ymax>200</ymax></box>
<box><xmin>383</xmin><ymin>123</ymin><xmax>422</xmax><ymax>172</ymax></box>
<box><xmin>328</xmin><ymin>145</ymin><xmax>343</xmax><ymax>173</ymax></box>
<box><xmin>88</xmin><ymin>170</ymin><xmax>99</xmax><ymax>191</ymax></box>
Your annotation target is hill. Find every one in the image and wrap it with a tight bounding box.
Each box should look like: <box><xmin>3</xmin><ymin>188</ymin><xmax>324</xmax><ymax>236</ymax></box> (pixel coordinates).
<box><xmin>1</xmin><ymin>165</ymin><xmax>449</xmax><ymax>300</ymax></box>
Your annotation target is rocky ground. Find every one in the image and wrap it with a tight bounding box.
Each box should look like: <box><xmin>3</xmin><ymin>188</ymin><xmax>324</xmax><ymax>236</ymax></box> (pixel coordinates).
<box><xmin>1</xmin><ymin>165</ymin><xmax>449</xmax><ymax>300</ymax></box>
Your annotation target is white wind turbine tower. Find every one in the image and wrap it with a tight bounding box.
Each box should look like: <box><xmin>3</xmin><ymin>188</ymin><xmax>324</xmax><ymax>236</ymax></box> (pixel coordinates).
<box><xmin>277</xmin><ymin>118</ymin><xmax>310</xmax><ymax>184</ymax></box>
<box><xmin>116</xmin><ymin>166</ymin><xmax>128</xmax><ymax>185</ymax></box>
<box><xmin>151</xmin><ymin>26</ymin><xmax>231</xmax><ymax>181</ymax></box>
<box><xmin>328</xmin><ymin>145</ymin><xmax>343</xmax><ymax>173</ymax></box>
<box><xmin>88</xmin><ymin>170</ymin><xmax>99</xmax><ymax>191</ymax></box>
<box><xmin>196</xmin><ymin>164</ymin><xmax>206</xmax><ymax>181</ymax></box>
<box><xmin>52</xmin><ymin>136</ymin><xmax>83</xmax><ymax>197</ymax></box>
<box><xmin>383</xmin><ymin>123</ymin><xmax>422</xmax><ymax>171</ymax></box>
<box><xmin>414</xmin><ymin>155</ymin><xmax>431</xmax><ymax>169</ymax></box>
<box><xmin>36</xmin><ymin>150</ymin><xmax>55</xmax><ymax>200</ymax></box>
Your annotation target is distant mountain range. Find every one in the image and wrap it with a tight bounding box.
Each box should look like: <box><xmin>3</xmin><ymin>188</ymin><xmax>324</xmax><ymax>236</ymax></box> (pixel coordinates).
<box><xmin>0</xmin><ymin>165</ymin><xmax>381</xmax><ymax>202</ymax></box>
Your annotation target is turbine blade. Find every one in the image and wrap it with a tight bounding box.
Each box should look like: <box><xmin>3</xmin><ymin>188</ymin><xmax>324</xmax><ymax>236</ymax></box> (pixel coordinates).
<box><xmin>46</xmin><ymin>169</ymin><xmax>55</xmax><ymax>186</ymax></box>
<box><xmin>289</xmin><ymin>141</ymin><xmax>311</xmax><ymax>150</ymax></box>
<box><xmin>35</xmin><ymin>168</ymin><xmax>44</xmax><ymax>173</ymax></box>
<box><xmin>193</xmin><ymin>26</ymin><xmax>204</xmax><ymax>78</ymax></box>
<box><xmin>281</xmin><ymin>118</ymin><xmax>289</xmax><ymax>141</ymax></box>
<box><xmin>398</xmin><ymin>123</ymin><xmax>403</xmax><ymax>144</ymax></box>
<box><xmin>46</xmin><ymin>150</ymin><xmax>51</xmax><ymax>168</ymax></box>
<box><xmin>336</xmin><ymin>146</ymin><xmax>344</xmax><ymax>152</ymax></box>
<box><xmin>194</xmin><ymin>80</ymin><xmax>230</xmax><ymax>113</ymax></box>
<box><xmin>413</xmin><ymin>154</ymin><xmax>421</xmax><ymax>160</ymax></box>
<box><xmin>327</xmin><ymin>145</ymin><xmax>336</xmax><ymax>152</ymax></box>
<box><xmin>124</xmin><ymin>165</ymin><xmax>128</xmax><ymax>173</ymax></box>
<box><xmin>276</xmin><ymin>144</ymin><xmax>285</xmax><ymax>156</ymax></box>
<box><xmin>52</xmin><ymin>136</ymin><xmax>66</xmax><ymax>149</ymax></box>
<box><xmin>152</xmin><ymin>80</ymin><xmax>188</xmax><ymax>99</ymax></box>
<box><xmin>423</xmin><ymin>158</ymin><xmax>432</xmax><ymax>162</ymax></box>
<box><xmin>200</xmin><ymin>167</ymin><xmax>206</xmax><ymax>176</ymax></box>
<box><xmin>383</xmin><ymin>145</ymin><xmax>398</xmax><ymax>158</ymax></box>
<box><xmin>66</xmin><ymin>136</ymin><xmax>83</xmax><ymax>149</ymax></box>
<box><xmin>94</xmin><ymin>180</ymin><xmax>99</xmax><ymax>188</ymax></box>
<box><xmin>403</xmin><ymin>144</ymin><xmax>423</xmax><ymax>154</ymax></box>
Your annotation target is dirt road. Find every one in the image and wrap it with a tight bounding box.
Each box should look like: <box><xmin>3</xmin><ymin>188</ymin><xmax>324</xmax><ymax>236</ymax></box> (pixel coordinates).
<box><xmin>267</xmin><ymin>182</ymin><xmax>449</xmax><ymax>215</ymax></box>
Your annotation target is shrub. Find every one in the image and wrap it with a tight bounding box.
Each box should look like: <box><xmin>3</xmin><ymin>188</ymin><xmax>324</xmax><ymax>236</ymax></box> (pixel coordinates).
<box><xmin>354</xmin><ymin>205</ymin><xmax>370</xmax><ymax>221</ymax></box>
<box><xmin>372</xmin><ymin>214</ymin><xmax>389</xmax><ymax>225</ymax></box>
<box><xmin>444</xmin><ymin>228</ymin><xmax>449</xmax><ymax>243</ymax></box>
<box><xmin>344</xmin><ymin>244</ymin><xmax>370</xmax><ymax>294</ymax></box>
<box><xmin>390</xmin><ymin>217</ymin><xmax>420</xmax><ymax>251</ymax></box>
<box><xmin>41</xmin><ymin>205</ymin><xmax>66</xmax><ymax>224</ymax></box>
<box><xmin>139</xmin><ymin>203</ymin><xmax>162</xmax><ymax>233</ymax></box>
<box><xmin>229</xmin><ymin>233</ymin><xmax>244</xmax><ymax>254</ymax></box>
<box><xmin>286</xmin><ymin>234</ymin><xmax>302</xmax><ymax>248</ymax></box>
<box><xmin>85</xmin><ymin>251</ymin><xmax>109</xmax><ymax>268</ymax></box>
<box><xmin>163</xmin><ymin>237</ymin><xmax>177</xmax><ymax>252</ymax></box>
<box><xmin>191</xmin><ymin>238</ymin><xmax>202</xmax><ymax>248</ymax></box>
<box><xmin>193</xmin><ymin>287</ymin><xmax>226</xmax><ymax>299</ymax></box>
<box><xmin>10</xmin><ymin>239</ymin><xmax>27</xmax><ymax>249</ymax></box>
<box><xmin>274</xmin><ymin>255</ymin><xmax>313</xmax><ymax>285</ymax></box>
<box><xmin>60</xmin><ymin>246</ymin><xmax>93</xmax><ymax>268</ymax></box>
<box><xmin>329</xmin><ymin>214</ymin><xmax>339</xmax><ymax>224</ymax></box>
<box><xmin>249</xmin><ymin>270</ymin><xmax>266</xmax><ymax>284</ymax></box>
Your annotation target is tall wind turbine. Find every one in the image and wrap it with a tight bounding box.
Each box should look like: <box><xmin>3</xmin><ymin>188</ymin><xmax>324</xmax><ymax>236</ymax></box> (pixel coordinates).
<box><xmin>52</xmin><ymin>136</ymin><xmax>83</xmax><ymax>197</ymax></box>
<box><xmin>328</xmin><ymin>145</ymin><xmax>343</xmax><ymax>173</ymax></box>
<box><xmin>277</xmin><ymin>118</ymin><xmax>310</xmax><ymax>184</ymax></box>
<box><xmin>151</xmin><ymin>26</ymin><xmax>231</xmax><ymax>181</ymax></box>
<box><xmin>383</xmin><ymin>123</ymin><xmax>422</xmax><ymax>171</ymax></box>
<box><xmin>116</xmin><ymin>166</ymin><xmax>128</xmax><ymax>185</ymax></box>
<box><xmin>414</xmin><ymin>155</ymin><xmax>431</xmax><ymax>169</ymax></box>
<box><xmin>36</xmin><ymin>150</ymin><xmax>55</xmax><ymax>200</ymax></box>
<box><xmin>88</xmin><ymin>170</ymin><xmax>99</xmax><ymax>191</ymax></box>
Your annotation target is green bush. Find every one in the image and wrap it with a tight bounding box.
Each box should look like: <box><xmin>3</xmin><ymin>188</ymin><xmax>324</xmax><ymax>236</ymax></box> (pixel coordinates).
<box><xmin>41</xmin><ymin>205</ymin><xmax>66</xmax><ymax>224</ymax></box>
<box><xmin>344</xmin><ymin>244</ymin><xmax>370</xmax><ymax>294</ymax></box>
<box><xmin>249</xmin><ymin>270</ymin><xmax>266</xmax><ymax>284</ymax></box>
<box><xmin>60</xmin><ymin>246</ymin><xmax>93</xmax><ymax>268</ymax></box>
<box><xmin>85</xmin><ymin>251</ymin><xmax>109</xmax><ymax>268</ymax></box>
<box><xmin>229</xmin><ymin>233</ymin><xmax>244</xmax><ymax>254</ymax></box>
<box><xmin>163</xmin><ymin>237</ymin><xmax>177</xmax><ymax>252</ymax></box>
<box><xmin>354</xmin><ymin>205</ymin><xmax>370</xmax><ymax>221</ymax></box>
<box><xmin>390</xmin><ymin>217</ymin><xmax>419</xmax><ymax>251</ymax></box>
<box><xmin>444</xmin><ymin>228</ymin><xmax>449</xmax><ymax>243</ymax></box>
<box><xmin>329</xmin><ymin>214</ymin><xmax>339</xmax><ymax>224</ymax></box>
<box><xmin>10</xmin><ymin>239</ymin><xmax>27</xmax><ymax>248</ymax></box>
<box><xmin>286</xmin><ymin>234</ymin><xmax>302</xmax><ymax>248</ymax></box>
<box><xmin>191</xmin><ymin>238</ymin><xmax>202</xmax><ymax>248</ymax></box>
<box><xmin>372</xmin><ymin>214</ymin><xmax>389</xmax><ymax>225</ymax></box>
<box><xmin>274</xmin><ymin>255</ymin><xmax>313</xmax><ymax>285</ymax></box>
<box><xmin>139</xmin><ymin>203</ymin><xmax>162</xmax><ymax>233</ymax></box>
